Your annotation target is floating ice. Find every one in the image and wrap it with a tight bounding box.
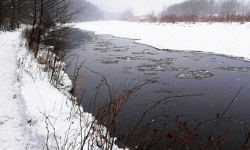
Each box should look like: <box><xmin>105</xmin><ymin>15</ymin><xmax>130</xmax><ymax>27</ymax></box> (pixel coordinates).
<box><xmin>101</xmin><ymin>60</ymin><xmax>119</xmax><ymax>64</ymax></box>
<box><xmin>177</xmin><ymin>70</ymin><xmax>214</xmax><ymax>80</ymax></box>
<box><xmin>137</xmin><ymin>64</ymin><xmax>187</xmax><ymax>72</ymax></box>
<box><xmin>214</xmin><ymin>66</ymin><xmax>250</xmax><ymax>72</ymax></box>
<box><xmin>115</xmin><ymin>55</ymin><xmax>144</xmax><ymax>61</ymax></box>
<box><xmin>147</xmin><ymin>58</ymin><xmax>174</xmax><ymax>65</ymax></box>
<box><xmin>132</xmin><ymin>50</ymin><xmax>158</xmax><ymax>55</ymax></box>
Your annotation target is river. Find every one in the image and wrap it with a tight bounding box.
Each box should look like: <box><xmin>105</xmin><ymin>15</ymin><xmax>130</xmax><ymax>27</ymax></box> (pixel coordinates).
<box><xmin>65</xmin><ymin>28</ymin><xmax>250</xmax><ymax>149</ymax></box>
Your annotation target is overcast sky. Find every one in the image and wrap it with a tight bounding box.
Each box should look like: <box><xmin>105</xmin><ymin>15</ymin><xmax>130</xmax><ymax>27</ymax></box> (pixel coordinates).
<box><xmin>86</xmin><ymin>0</ymin><xmax>186</xmax><ymax>15</ymax></box>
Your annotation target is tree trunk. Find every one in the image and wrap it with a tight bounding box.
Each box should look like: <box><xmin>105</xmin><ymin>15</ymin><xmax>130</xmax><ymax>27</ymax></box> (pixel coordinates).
<box><xmin>35</xmin><ymin>0</ymin><xmax>44</xmax><ymax>58</ymax></box>
<box><xmin>0</xmin><ymin>2</ymin><xmax>3</xmax><ymax>28</ymax></box>
<box><xmin>30</xmin><ymin>0</ymin><xmax>37</xmax><ymax>39</ymax></box>
<box><xmin>10</xmin><ymin>0</ymin><xmax>15</xmax><ymax>30</ymax></box>
<box><xmin>17</xmin><ymin>0</ymin><xmax>21</xmax><ymax>28</ymax></box>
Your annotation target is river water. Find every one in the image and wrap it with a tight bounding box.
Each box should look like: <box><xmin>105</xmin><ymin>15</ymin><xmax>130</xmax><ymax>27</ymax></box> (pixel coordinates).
<box><xmin>65</xmin><ymin>28</ymin><xmax>250</xmax><ymax>149</ymax></box>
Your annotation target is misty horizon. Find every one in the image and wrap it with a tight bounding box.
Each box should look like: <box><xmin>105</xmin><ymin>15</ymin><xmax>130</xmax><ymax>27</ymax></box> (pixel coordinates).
<box><xmin>86</xmin><ymin>0</ymin><xmax>187</xmax><ymax>15</ymax></box>
<box><xmin>87</xmin><ymin>0</ymin><xmax>250</xmax><ymax>15</ymax></box>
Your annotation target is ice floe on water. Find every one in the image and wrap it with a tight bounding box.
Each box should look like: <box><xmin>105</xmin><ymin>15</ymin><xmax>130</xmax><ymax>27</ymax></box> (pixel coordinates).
<box><xmin>93</xmin><ymin>39</ymin><xmax>130</xmax><ymax>52</ymax></box>
<box><xmin>177</xmin><ymin>70</ymin><xmax>214</xmax><ymax>80</ymax></box>
<box><xmin>137</xmin><ymin>64</ymin><xmax>187</xmax><ymax>72</ymax></box>
<box><xmin>115</xmin><ymin>55</ymin><xmax>145</xmax><ymax>61</ymax></box>
<box><xmin>101</xmin><ymin>60</ymin><xmax>119</xmax><ymax>64</ymax></box>
<box><xmin>214</xmin><ymin>66</ymin><xmax>250</xmax><ymax>72</ymax></box>
<box><xmin>132</xmin><ymin>50</ymin><xmax>158</xmax><ymax>55</ymax></box>
<box><xmin>147</xmin><ymin>58</ymin><xmax>174</xmax><ymax>65</ymax></box>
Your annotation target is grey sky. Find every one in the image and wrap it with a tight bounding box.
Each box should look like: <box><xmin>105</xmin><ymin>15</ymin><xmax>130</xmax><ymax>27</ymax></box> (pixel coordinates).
<box><xmin>86</xmin><ymin>0</ymin><xmax>186</xmax><ymax>15</ymax></box>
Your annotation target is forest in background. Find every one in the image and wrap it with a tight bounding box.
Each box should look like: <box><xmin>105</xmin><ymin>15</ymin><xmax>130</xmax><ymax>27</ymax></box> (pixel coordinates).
<box><xmin>120</xmin><ymin>0</ymin><xmax>250</xmax><ymax>23</ymax></box>
<box><xmin>159</xmin><ymin>0</ymin><xmax>250</xmax><ymax>23</ymax></box>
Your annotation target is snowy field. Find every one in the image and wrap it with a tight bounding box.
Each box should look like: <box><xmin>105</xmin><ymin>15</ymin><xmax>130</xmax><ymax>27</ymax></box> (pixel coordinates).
<box><xmin>75</xmin><ymin>21</ymin><xmax>250</xmax><ymax>60</ymax></box>
<box><xmin>0</xmin><ymin>31</ymin><xmax>123</xmax><ymax>150</ymax></box>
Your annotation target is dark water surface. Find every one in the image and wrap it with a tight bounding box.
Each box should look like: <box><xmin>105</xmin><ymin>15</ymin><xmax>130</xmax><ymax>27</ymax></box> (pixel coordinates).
<box><xmin>65</xmin><ymin>29</ymin><xmax>250</xmax><ymax>149</ymax></box>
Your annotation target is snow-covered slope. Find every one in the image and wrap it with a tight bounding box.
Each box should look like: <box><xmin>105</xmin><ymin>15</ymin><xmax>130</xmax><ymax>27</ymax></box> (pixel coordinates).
<box><xmin>75</xmin><ymin>21</ymin><xmax>250</xmax><ymax>60</ymax></box>
<box><xmin>0</xmin><ymin>31</ymin><xmax>123</xmax><ymax>150</ymax></box>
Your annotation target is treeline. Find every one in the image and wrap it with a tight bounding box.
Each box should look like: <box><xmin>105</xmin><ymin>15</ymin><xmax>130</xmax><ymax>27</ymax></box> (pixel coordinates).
<box><xmin>0</xmin><ymin>0</ymin><xmax>104</xmax><ymax>60</ymax></box>
<box><xmin>0</xmin><ymin>0</ymin><xmax>103</xmax><ymax>31</ymax></box>
<box><xmin>0</xmin><ymin>0</ymin><xmax>23</xmax><ymax>30</ymax></box>
<box><xmin>1</xmin><ymin>0</ymin><xmax>69</xmax><ymax>31</ymax></box>
<box><xmin>159</xmin><ymin>0</ymin><xmax>250</xmax><ymax>23</ymax></box>
<box><xmin>1</xmin><ymin>0</ymin><xmax>80</xmax><ymax>59</ymax></box>
<box><xmin>0</xmin><ymin>0</ymin><xmax>86</xmax><ymax>91</ymax></box>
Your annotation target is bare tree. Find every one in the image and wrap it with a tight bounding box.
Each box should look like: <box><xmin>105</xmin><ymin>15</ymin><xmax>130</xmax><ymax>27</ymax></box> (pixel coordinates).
<box><xmin>148</xmin><ymin>8</ymin><xmax>158</xmax><ymax>22</ymax></box>
<box><xmin>221</xmin><ymin>0</ymin><xmax>240</xmax><ymax>15</ymax></box>
<box><xmin>120</xmin><ymin>7</ymin><xmax>134</xmax><ymax>20</ymax></box>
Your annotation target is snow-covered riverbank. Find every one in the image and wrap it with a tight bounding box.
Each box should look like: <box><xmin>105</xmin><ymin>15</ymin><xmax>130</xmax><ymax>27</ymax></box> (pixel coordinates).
<box><xmin>75</xmin><ymin>21</ymin><xmax>250</xmax><ymax>61</ymax></box>
<box><xmin>0</xmin><ymin>31</ymin><xmax>123</xmax><ymax>150</ymax></box>
<box><xmin>0</xmin><ymin>31</ymin><xmax>30</xmax><ymax>150</ymax></box>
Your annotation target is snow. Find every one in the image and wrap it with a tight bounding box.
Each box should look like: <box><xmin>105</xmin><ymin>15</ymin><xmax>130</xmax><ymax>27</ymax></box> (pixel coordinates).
<box><xmin>0</xmin><ymin>31</ymin><xmax>123</xmax><ymax>150</ymax></box>
<box><xmin>75</xmin><ymin>21</ymin><xmax>250</xmax><ymax>61</ymax></box>
<box><xmin>0</xmin><ymin>31</ymin><xmax>29</xmax><ymax>150</ymax></box>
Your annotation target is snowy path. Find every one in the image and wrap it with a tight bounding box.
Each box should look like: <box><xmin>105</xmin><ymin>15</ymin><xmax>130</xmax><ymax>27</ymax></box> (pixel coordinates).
<box><xmin>0</xmin><ymin>31</ymin><xmax>29</xmax><ymax>150</ymax></box>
